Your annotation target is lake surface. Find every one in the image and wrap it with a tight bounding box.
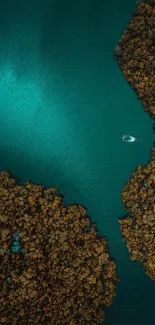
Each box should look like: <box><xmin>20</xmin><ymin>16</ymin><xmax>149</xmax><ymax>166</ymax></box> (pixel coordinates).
<box><xmin>0</xmin><ymin>1</ymin><xmax>155</xmax><ymax>324</ymax></box>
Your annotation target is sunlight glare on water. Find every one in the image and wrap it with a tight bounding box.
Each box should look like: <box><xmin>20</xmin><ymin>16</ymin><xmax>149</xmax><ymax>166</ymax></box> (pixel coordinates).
<box><xmin>0</xmin><ymin>1</ymin><xmax>155</xmax><ymax>324</ymax></box>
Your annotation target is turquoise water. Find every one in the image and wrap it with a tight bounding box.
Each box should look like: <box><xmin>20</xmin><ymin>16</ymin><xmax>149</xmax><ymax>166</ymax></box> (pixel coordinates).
<box><xmin>0</xmin><ymin>0</ymin><xmax>155</xmax><ymax>324</ymax></box>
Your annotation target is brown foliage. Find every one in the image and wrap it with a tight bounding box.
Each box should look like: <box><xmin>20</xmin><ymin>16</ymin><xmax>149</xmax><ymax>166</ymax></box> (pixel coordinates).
<box><xmin>115</xmin><ymin>1</ymin><xmax>155</xmax><ymax>118</ymax></box>
<box><xmin>119</xmin><ymin>162</ymin><xmax>155</xmax><ymax>280</ymax></box>
<box><xmin>0</xmin><ymin>171</ymin><xmax>117</xmax><ymax>325</ymax></box>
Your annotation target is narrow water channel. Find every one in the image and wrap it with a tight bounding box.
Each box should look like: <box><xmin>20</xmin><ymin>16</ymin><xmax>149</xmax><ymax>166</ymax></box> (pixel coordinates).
<box><xmin>0</xmin><ymin>1</ymin><xmax>155</xmax><ymax>324</ymax></box>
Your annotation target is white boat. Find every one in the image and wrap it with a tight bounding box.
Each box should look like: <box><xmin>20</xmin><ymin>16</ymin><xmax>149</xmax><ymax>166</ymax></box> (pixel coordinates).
<box><xmin>122</xmin><ymin>135</ymin><xmax>137</xmax><ymax>142</ymax></box>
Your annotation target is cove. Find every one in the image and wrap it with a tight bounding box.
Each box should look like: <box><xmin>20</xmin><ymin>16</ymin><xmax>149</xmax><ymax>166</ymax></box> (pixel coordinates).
<box><xmin>0</xmin><ymin>1</ymin><xmax>155</xmax><ymax>324</ymax></box>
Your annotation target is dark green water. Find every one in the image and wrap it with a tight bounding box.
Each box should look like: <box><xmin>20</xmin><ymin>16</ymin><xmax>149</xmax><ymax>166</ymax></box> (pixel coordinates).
<box><xmin>0</xmin><ymin>1</ymin><xmax>155</xmax><ymax>324</ymax></box>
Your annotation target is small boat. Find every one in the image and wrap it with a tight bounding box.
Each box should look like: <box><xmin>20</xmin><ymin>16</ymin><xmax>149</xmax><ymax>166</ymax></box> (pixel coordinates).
<box><xmin>122</xmin><ymin>135</ymin><xmax>137</xmax><ymax>142</ymax></box>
